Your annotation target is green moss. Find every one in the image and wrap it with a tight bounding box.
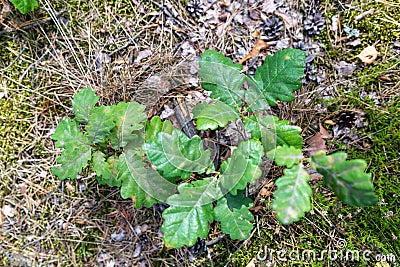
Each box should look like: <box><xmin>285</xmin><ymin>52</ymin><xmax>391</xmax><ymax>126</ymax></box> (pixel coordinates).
<box><xmin>0</xmin><ymin>42</ymin><xmax>34</xmax><ymax>165</ymax></box>
<box><xmin>321</xmin><ymin>0</ymin><xmax>400</xmax><ymax>69</ymax></box>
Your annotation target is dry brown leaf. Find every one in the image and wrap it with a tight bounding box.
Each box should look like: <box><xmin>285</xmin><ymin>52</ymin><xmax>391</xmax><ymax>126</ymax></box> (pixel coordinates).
<box><xmin>319</xmin><ymin>124</ymin><xmax>332</xmax><ymax>139</ymax></box>
<box><xmin>307</xmin><ymin>125</ymin><xmax>332</xmax><ymax>155</ymax></box>
<box><xmin>307</xmin><ymin>132</ymin><xmax>326</xmax><ymax>155</ymax></box>
<box><xmin>324</xmin><ymin>120</ymin><xmax>335</xmax><ymax>126</ymax></box>
<box><xmin>357</xmin><ymin>46</ymin><xmax>378</xmax><ymax>64</ymax></box>
<box><xmin>259</xmin><ymin>186</ymin><xmax>272</xmax><ymax>197</ymax></box>
<box><xmin>239</xmin><ymin>39</ymin><xmax>268</xmax><ymax>64</ymax></box>
<box><xmin>251</xmin><ymin>29</ymin><xmax>261</xmax><ymax>38</ymax></box>
<box><xmin>249</xmin><ymin>205</ymin><xmax>264</xmax><ymax>212</ymax></box>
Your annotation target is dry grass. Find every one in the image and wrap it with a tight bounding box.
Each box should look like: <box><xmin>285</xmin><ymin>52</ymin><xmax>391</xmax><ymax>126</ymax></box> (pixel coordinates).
<box><xmin>0</xmin><ymin>0</ymin><xmax>214</xmax><ymax>265</ymax></box>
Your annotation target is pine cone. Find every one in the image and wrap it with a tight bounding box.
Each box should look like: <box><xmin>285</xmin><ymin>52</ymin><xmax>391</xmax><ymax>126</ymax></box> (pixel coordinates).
<box><xmin>261</xmin><ymin>17</ymin><xmax>284</xmax><ymax>40</ymax></box>
<box><xmin>187</xmin><ymin>0</ymin><xmax>203</xmax><ymax>18</ymax></box>
<box><xmin>304</xmin><ymin>12</ymin><xmax>325</xmax><ymax>36</ymax></box>
<box><xmin>292</xmin><ymin>41</ymin><xmax>309</xmax><ymax>51</ymax></box>
<box><xmin>304</xmin><ymin>63</ymin><xmax>317</xmax><ymax>83</ymax></box>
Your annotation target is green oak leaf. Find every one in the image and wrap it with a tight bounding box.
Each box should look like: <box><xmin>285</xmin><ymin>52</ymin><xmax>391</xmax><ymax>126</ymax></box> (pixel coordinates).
<box><xmin>144</xmin><ymin>116</ymin><xmax>173</xmax><ymax>143</ymax></box>
<box><xmin>193</xmin><ymin>101</ymin><xmax>240</xmax><ymax>130</ymax></box>
<box><xmin>225</xmin><ymin>191</ymin><xmax>253</xmax><ymax>210</ymax></box>
<box><xmin>144</xmin><ymin>128</ymin><xmax>213</xmax><ymax>181</ymax></box>
<box><xmin>92</xmin><ymin>151</ymin><xmax>119</xmax><ymax>187</ymax></box>
<box><xmin>162</xmin><ymin>178</ymin><xmax>219</xmax><ymax>248</ymax></box>
<box><xmin>72</xmin><ymin>88</ymin><xmax>100</xmax><ymax>124</ymax></box>
<box><xmin>52</xmin><ymin>145</ymin><xmax>91</xmax><ymax>180</ymax></box>
<box><xmin>9</xmin><ymin>0</ymin><xmax>38</xmax><ymax>14</ymax></box>
<box><xmin>272</xmin><ymin>164</ymin><xmax>312</xmax><ymax>224</ymax></box>
<box><xmin>220</xmin><ymin>139</ymin><xmax>263</xmax><ymax>195</ymax></box>
<box><xmin>117</xmin><ymin>151</ymin><xmax>176</xmax><ymax>208</ymax></box>
<box><xmin>110</xmin><ymin>102</ymin><xmax>146</xmax><ymax>148</ymax></box>
<box><xmin>311</xmin><ymin>152</ymin><xmax>378</xmax><ymax>206</ymax></box>
<box><xmin>51</xmin><ymin>117</ymin><xmax>89</xmax><ymax>148</ymax></box>
<box><xmin>214</xmin><ymin>196</ymin><xmax>254</xmax><ymax>240</ymax></box>
<box><xmin>244</xmin><ymin>114</ymin><xmax>303</xmax><ymax>151</ymax></box>
<box><xmin>248</xmin><ymin>49</ymin><xmax>305</xmax><ymax>106</ymax></box>
<box><xmin>198</xmin><ymin>50</ymin><xmax>245</xmax><ymax>109</ymax></box>
<box><xmin>51</xmin><ymin>117</ymin><xmax>91</xmax><ymax>180</ymax></box>
<box><xmin>86</xmin><ymin>106</ymin><xmax>115</xmax><ymax>143</ymax></box>
<box><xmin>266</xmin><ymin>145</ymin><xmax>303</xmax><ymax>168</ymax></box>
<box><xmin>241</xmin><ymin>77</ymin><xmax>270</xmax><ymax>111</ymax></box>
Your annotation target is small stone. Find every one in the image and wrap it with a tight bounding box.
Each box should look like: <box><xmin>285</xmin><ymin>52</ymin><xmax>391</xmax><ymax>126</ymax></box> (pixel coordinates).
<box><xmin>3</xmin><ymin>205</ymin><xmax>15</xmax><ymax>217</ymax></box>
<box><xmin>111</xmin><ymin>230</ymin><xmax>125</xmax><ymax>242</ymax></box>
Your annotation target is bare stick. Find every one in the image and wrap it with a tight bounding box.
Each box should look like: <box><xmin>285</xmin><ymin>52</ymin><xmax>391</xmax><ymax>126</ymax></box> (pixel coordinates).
<box><xmin>0</xmin><ymin>9</ymin><xmax>67</xmax><ymax>35</ymax></box>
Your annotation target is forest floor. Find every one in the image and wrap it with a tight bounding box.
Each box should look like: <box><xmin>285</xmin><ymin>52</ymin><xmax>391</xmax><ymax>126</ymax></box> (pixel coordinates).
<box><xmin>0</xmin><ymin>0</ymin><xmax>399</xmax><ymax>266</ymax></box>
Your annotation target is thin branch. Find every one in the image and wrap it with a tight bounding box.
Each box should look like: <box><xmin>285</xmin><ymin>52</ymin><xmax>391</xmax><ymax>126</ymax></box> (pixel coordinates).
<box><xmin>0</xmin><ymin>9</ymin><xmax>67</xmax><ymax>35</ymax></box>
<box><xmin>0</xmin><ymin>46</ymin><xmax>27</xmax><ymax>72</ymax></box>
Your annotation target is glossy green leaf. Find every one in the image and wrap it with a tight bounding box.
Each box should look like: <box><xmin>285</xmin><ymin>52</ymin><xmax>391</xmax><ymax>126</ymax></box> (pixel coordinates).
<box><xmin>162</xmin><ymin>178</ymin><xmax>219</xmax><ymax>248</ymax></box>
<box><xmin>193</xmin><ymin>101</ymin><xmax>240</xmax><ymax>130</ymax></box>
<box><xmin>52</xmin><ymin>146</ymin><xmax>91</xmax><ymax>180</ymax></box>
<box><xmin>144</xmin><ymin>129</ymin><xmax>213</xmax><ymax>181</ymax></box>
<box><xmin>241</xmin><ymin>77</ymin><xmax>270</xmax><ymax>111</ymax></box>
<box><xmin>51</xmin><ymin>117</ymin><xmax>89</xmax><ymax>148</ymax></box>
<box><xmin>51</xmin><ymin>117</ymin><xmax>92</xmax><ymax>180</ymax></box>
<box><xmin>311</xmin><ymin>152</ymin><xmax>378</xmax><ymax>206</ymax></box>
<box><xmin>266</xmin><ymin>145</ymin><xmax>303</xmax><ymax>168</ymax></box>
<box><xmin>248</xmin><ymin>49</ymin><xmax>305</xmax><ymax>106</ymax></box>
<box><xmin>198</xmin><ymin>50</ymin><xmax>245</xmax><ymax>108</ymax></box>
<box><xmin>86</xmin><ymin>106</ymin><xmax>115</xmax><ymax>143</ymax></box>
<box><xmin>144</xmin><ymin>116</ymin><xmax>173</xmax><ymax>143</ymax></box>
<box><xmin>92</xmin><ymin>151</ymin><xmax>118</xmax><ymax>187</ymax></box>
<box><xmin>214</xmin><ymin>196</ymin><xmax>254</xmax><ymax>240</ymax></box>
<box><xmin>272</xmin><ymin>164</ymin><xmax>312</xmax><ymax>224</ymax></box>
<box><xmin>111</xmin><ymin>102</ymin><xmax>146</xmax><ymax>148</ymax></box>
<box><xmin>220</xmin><ymin>139</ymin><xmax>263</xmax><ymax>195</ymax></box>
<box><xmin>117</xmin><ymin>151</ymin><xmax>176</xmax><ymax>208</ymax></box>
<box><xmin>244</xmin><ymin>114</ymin><xmax>303</xmax><ymax>151</ymax></box>
<box><xmin>9</xmin><ymin>0</ymin><xmax>38</xmax><ymax>14</ymax></box>
<box><xmin>225</xmin><ymin>191</ymin><xmax>253</xmax><ymax>210</ymax></box>
<box><xmin>72</xmin><ymin>88</ymin><xmax>99</xmax><ymax>124</ymax></box>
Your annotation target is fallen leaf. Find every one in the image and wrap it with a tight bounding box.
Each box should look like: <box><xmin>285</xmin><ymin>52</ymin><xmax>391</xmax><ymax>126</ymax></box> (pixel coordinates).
<box><xmin>378</xmin><ymin>75</ymin><xmax>391</xmax><ymax>82</ymax></box>
<box><xmin>324</xmin><ymin>120</ymin><xmax>335</xmax><ymax>126</ymax></box>
<box><xmin>259</xmin><ymin>187</ymin><xmax>272</xmax><ymax>197</ymax></box>
<box><xmin>246</xmin><ymin>258</ymin><xmax>257</xmax><ymax>267</ymax></box>
<box><xmin>333</xmin><ymin>61</ymin><xmax>357</xmax><ymax>77</ymax></box>
<box><xmin>239</xmin><ymin>39</ymin><xmax>268</xmax><ymax>64</ymax></box>
<box><xmin>251</xmin><ymin>29</ymin><xmax>261</xmax><ymax>38</ymax></box>
<box><xmin>307</xmin><ymin>132</ymin><xmax>326</xmax><ymax>155</ymax></box>
<box><xmin>249</xmin><ymin>205</ymin><xmax>264</xmax><ymax>212</ymax></box>
<box><xmin>307</xmin><ymin>125</ymin><xmax>332</xmax><ymax>155</ymax></box>
<box><xmin>319</xmin><ymin>124</ymin><xmax>332</xmax><ymax>139</ymax></box>
<box><xmin>357</xmin><ymin>46</ymin><xmax>378</xmax><ymax>64</ymax></box>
